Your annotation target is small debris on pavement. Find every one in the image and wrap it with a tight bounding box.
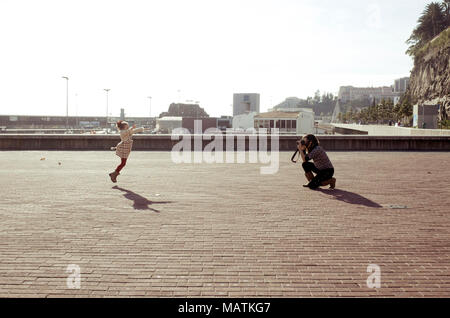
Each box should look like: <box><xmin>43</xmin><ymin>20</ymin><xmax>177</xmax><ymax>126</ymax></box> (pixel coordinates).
<box><xmin>382</xmin><ymin>204</ymin><xmax>408</xmax><ymax>209</ymax></box>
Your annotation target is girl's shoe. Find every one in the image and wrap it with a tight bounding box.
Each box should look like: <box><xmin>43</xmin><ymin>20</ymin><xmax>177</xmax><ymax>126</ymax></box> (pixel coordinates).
<box><xmin>110</xmin><ymin>147</ymin><xmax>117</xmax><ymax>151</ymax></box>
<box><xmin>330</xmin><ymin>178</ymin><xmax>336</xmax><ymax>189</ymax></box>
<box><xmin>109</xmin><ymin>171</ymin><xmax>119</xmax><ymax>183</ymax></box>
<box><xmin>321</xmin><ymin>178</ymin><xmax>336</xmax><ymax>189</ymax></box>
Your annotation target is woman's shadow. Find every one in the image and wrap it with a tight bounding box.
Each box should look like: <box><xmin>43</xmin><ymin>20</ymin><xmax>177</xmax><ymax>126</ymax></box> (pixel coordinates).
<box><xmin>112</xmin><ymin>186</ymin><xmax>172</xmax><ymax>213</ymax></box>
<box><xmin>316</xmin><ymin>188</ymin><xmax>382</xmax><ymax>208</ymax></box>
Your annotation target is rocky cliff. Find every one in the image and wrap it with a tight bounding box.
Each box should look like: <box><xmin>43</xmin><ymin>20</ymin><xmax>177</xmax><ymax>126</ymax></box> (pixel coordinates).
<box><xmin>406</xmin><ymin>27</ymin><xmax>450</xmax><ymax>120</ymax></box>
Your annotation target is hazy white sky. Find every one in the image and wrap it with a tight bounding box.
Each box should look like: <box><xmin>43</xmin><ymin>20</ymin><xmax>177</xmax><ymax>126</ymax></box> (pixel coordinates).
<box><xmin>0</xmin><ymin>0</ymin><xmax>431</xmax><ymax>117</ymax></box>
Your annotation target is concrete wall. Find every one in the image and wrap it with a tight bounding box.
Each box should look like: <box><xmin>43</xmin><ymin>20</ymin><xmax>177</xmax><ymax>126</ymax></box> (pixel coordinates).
<box><xmin>332</xmin><ymin>124</ymin><xmax>450</xmax><ymax>136</ymax></box>
<box><xmin>413</xmin><ymin>104</ymin><xmax>440</xmax><ymax>129</ymax></box>
<box><xmin>333</xmin><ymin>126</ymin><xmax>368</xmax><ymax>135</ymax></box>
<box><xmin>1</xmin><ymin>134</ymin><xmax>449</xmax><ymax>151</ymax></box>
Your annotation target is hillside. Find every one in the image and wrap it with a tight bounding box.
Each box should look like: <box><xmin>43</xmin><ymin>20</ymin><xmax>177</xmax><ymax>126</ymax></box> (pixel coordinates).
<box><xmin>405</xmin><ymin>27</ymin><xmax>450</xmax><ymax>120</ymax></box>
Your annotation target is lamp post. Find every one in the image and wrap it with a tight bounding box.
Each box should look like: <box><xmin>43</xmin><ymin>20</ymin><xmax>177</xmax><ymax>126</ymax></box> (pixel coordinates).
<box><xmin>62</xmin><ymin>76</ymin><xmax>69</xmax><ymax>130</ymax></box>
<box><xmin>147</xmin><ymin>96</ymin><xmax>152</xmax><ymax>126</ymax></box>
<box><xmin>104</xmin><ymin>89</ymin><xmax>110</xmax><ymax>128</ymax></box>
<box><xmin>75</xmin><ymin>93</ymin><xmax>78</xmax><ymax>128</ymax></box>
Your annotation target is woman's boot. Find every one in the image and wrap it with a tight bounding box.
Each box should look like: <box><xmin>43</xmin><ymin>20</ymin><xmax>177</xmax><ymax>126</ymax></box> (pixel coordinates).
<box><xmin>109</xmin><ymin>171</ymin><xmax>120</xmax><ymax>183</ymax></box>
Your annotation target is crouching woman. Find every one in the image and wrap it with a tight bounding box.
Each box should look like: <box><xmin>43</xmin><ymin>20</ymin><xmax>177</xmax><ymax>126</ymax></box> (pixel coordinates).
<box><xmin>292</xmin><ymin>134</ymin><xmax>336</xmax><ymax>190</ymax></box>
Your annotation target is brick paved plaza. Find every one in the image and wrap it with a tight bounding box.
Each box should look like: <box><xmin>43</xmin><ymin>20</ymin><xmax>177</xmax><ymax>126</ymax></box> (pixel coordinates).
<box><xmin>0</xmin><ymin>151</ymin><xmax>449</xmax><ymax>297</ymax></box>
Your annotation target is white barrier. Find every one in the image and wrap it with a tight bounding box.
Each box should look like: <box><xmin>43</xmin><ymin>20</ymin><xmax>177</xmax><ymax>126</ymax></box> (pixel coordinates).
<box><xmin>332</xmin><ymin>124</ymin><xmax>450</xmax><ymax>136</ymax></box>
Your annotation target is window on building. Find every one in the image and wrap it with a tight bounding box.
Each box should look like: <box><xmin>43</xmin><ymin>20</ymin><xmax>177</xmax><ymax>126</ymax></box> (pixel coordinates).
<box><xmin>292</xmin><ymin>120</ymin><xmax>297</xmax><ymax>129</ymax></box>
<box><xmin>287</xmin><ymin>120</ymin><xmax>291</xmax><ymax>129</ymax></box>
<box><xmin>270</xmin><ymin>120</ymin><xmax>274</xmax><ymax>128</ymax></box>
<box><xmin>276</xmin><ymin>120</ymin><xmax>280</xmax><ymax>128</ymax></box>
<box><xmin>243</xmin><ymin>95</ymin><xmax>250</xmax><ymax>102</ymax></box>
<box><xmin>281</xmin><ymin>120</ymin><xmax>286</xmax><ymax>129</ymax></box>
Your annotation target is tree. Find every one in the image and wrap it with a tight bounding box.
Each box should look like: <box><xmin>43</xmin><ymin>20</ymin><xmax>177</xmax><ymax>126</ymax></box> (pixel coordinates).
<box><xmin>444</xmin><ymin>0</ymin><xmax>450</xmax><ymax>25</ymax></box>
<box><xmin>395</xmin><ymin>95</ymin><xmax>413</xmax><ymax>125</ymax></box>
<box><xmin>393</xmin><ymin>100</ymin><xmax>402</xmax><ymax>121</ymax></box>
<box><xmin>313</xmin><ymin>90</ymin><xmax>321</xmax><ymax>103</ymax></box>
<box><xmin>406</xmin><ymin>2</ymin><xmax>448</xmax><ymax>56</ymax></box>
<box><xmin>384</xmin><ymin>98</ymin><xmax>395</xmax><ymax>122</ymax></box>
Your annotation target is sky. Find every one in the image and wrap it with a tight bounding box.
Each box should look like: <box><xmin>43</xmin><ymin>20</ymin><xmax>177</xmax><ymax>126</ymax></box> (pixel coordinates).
<box><xmin>0</xmin><ymin>0</ymin><xmax>433</xmax><ymax>118</ymax></box>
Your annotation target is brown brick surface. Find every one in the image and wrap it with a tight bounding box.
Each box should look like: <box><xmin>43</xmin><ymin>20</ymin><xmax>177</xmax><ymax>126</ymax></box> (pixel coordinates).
<box><xmin>0</xmin><ymin>151</ymin><xmax>449</xmax><ymax>297</ymax></box>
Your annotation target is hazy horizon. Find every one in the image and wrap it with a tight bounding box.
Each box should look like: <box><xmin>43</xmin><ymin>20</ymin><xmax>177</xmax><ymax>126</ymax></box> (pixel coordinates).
<box><xmin>0</xmin><ymin>0</ymin><xmax>431</xmax><ymax>118</ymax></box>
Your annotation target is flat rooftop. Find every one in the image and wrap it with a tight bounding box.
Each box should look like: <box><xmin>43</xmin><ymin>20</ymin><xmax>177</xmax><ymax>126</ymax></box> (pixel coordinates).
<box><xmin>0</xmin><ymin>151</ymin><xmax>449</xmax><ymax>297</ymax></box>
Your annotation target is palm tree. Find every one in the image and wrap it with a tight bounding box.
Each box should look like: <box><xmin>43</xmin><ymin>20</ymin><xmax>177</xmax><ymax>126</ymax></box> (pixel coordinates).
<box><xmin>444</xmin><ymin>0</ymin><xmax>450</xmax><ymax>25</ymax></box>
<box><xmin>406</xmin><ymin>2</ymin><xmax>447</xmax><ymax>56</ymax></box>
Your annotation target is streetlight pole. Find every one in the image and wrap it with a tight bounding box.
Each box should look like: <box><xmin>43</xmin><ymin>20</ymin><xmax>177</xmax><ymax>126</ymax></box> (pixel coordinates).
<box><xmin>104</xmin><ymin>89</ymin><xmax>110</xmax><ymax>128</ymax></box>
<box><xmin>147</xmin><ymin>96</ymin><xmax>152</xmax><ymax>126</ymax></box>
<box><xmin>62</xmin><ymin>76</ymin><xmax>69</xmax><ymax>130</ymax></box>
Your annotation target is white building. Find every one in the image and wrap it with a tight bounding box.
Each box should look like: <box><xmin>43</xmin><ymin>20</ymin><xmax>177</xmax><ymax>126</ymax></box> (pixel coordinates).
<box><xmin>156</xmin><ymin>116</ymin><xmax>182</xmax><ymax>133</ymax></box>
<box><xmin>394</xmin><ymin>77</ymin><xmax>410</xmax><ymax>93</ymax></box>
<box><xmin>233</xmin><ymin>93</ymin><xmax>260</xmax><ymax>116</ymax></box>
<box><xmin>232</xmin><ymin>112</ymin><xmax>257</xmax><ymax>130</ymax></box>
<box><xmin>254</xmin><ymin>109</ymin><xmax>315</xmax><ymax>135</ymax></box>
<box><xmin>338</xmin><ymin>86</ymin><xmax>398</xmax><ymax>103</ymax></box>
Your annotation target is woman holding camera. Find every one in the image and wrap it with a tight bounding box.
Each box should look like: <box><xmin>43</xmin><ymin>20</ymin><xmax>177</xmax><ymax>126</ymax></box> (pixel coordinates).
<box><xmin>291</xmin><ymin>134</ymin><xmax>336</xmax><ymax>190</ymax></box>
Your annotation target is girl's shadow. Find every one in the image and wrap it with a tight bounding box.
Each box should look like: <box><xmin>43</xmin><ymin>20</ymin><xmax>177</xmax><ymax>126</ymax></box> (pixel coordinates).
<box><xmin>112</xmin><ymin>186</ymin><xmax>172</xmax><ymax>213</ymax></box>
<box><xmin>317</xmin><ymin>188</ymin><xmax>382</xmax><ymax>208</ymax></box>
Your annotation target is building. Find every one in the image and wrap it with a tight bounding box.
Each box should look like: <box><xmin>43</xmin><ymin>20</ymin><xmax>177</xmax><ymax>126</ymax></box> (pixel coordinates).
<box><xmin>156</xmin><ymin>116</ymin><xmax>182</xmax><ymax>133</ymax></box>
<box><xmin>338</xmin><ymin>77</ymin><xmax>409</xmax><ymax>105</ymax></box>
<box><xmin>338</xmin><ymin>86</ymin><xmax>398</xmax><ymax>103</ymax></box>
<box><xmin>155</xmin><ymin>116</ymin><xmax>232</xmax><ymax>134</ymax></box>
<box><xmin>233</xmin><ymin>93</ymin><xmax>260</xmax><ymax>116</ymax></box>
<box><xmin>0</xmin><ymin>115</ymin><xmax>108</xmax><ymax>129</ymax></box>
<box><xmin>182</xmin><ymin>117</ymin><xmax>231</xmax><ymax>133</ymax></box>
<box><xmin>254</xmin><ymin>109</ymin><xmax>315</xmax><ymax>135</ymax></box>
<box><xmin>217</xmin><ymin>116</ymin><xmax>232</xmax><ymax>131</ymax></box>
<box><xmin>159</xmin><ymin>103</ymin><xmax>209</xmax><ymax>118</ymax></box>
<box><xmin>182</xmin><ymin>117</ymin><xmax>219</xmax><ymax>133</ymax></box>
<box><xmin>0</xmin><ymin>113</ymin><xmax>161</xmax><ymax>129</ymax></box>
<box><xmin>232</xmin><ymin>112</ymin><xmax>258</xmax><ymax>130</ymax></box>
<box><xmin>394</xmin><ymin>77</ymin><xmax>410</xmax><ymax>93</ymax></box>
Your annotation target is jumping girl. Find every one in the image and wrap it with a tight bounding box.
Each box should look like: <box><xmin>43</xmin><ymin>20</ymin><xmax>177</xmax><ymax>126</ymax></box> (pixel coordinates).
<box><xmin>291</xmin><ymin>134</ymin><xmax>336</xmax><ymax>190</ymax></box>
<box><xmin>109</xmin><ymin>120</ymin><xmax>149</xmax><ymax>183</ymax></box>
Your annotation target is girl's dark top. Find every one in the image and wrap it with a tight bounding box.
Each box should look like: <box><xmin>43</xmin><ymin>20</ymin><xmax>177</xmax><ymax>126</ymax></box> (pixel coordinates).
<box><xmin>305</xmin><ymin>146</ymin><xmax>334</xmax><ymax>170</ymax></box>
